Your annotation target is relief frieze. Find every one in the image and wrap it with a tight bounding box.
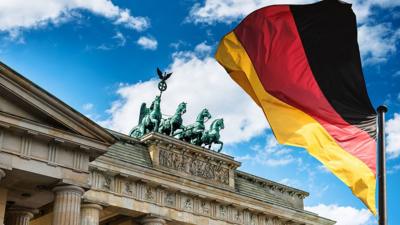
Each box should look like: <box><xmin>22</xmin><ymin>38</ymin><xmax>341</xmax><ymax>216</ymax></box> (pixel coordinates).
<box><xmin>159</xmin><ymin>148</ymin><xmax>229</xmax><ymax>185</ymax></box>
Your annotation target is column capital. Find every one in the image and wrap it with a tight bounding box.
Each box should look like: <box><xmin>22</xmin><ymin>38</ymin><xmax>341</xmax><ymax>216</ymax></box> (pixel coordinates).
<box><xmin>6</xmin><ymin>207</ymin><xmax>36</xmax><ymax>218</ymax></box>
<box><xmin>140</xmin><ymin>215</ymin><xmax>166</xmax><ymax>225</ymax></box>
<box><xmin>5</xmin><ymin>207</ymin><xmax>36</xmax><ymax>225</ymax></box>
<box><xmin>52</xmin><ymin>185</ymin><xmax>85</xmax><ymax>195</ymax></box>
<box><xmin>81</xmin><ymin>203</ymin><xmax>102</xmax><ymax>211</ymax></box>
<box><xmin>80</xmin><ymin>203</ymin><xmax>102</xmax><ymax>225</ymax></box>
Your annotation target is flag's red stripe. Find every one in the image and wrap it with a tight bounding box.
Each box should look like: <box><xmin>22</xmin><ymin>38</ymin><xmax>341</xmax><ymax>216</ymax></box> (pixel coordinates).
<box><xmin>234</xmin><ymin>5</ymin><xmax>376</xmax><ymax>173</ymax></box>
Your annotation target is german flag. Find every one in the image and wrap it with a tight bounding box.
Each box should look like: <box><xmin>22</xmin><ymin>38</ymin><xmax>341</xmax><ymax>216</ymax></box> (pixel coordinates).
<box><xmin>215</xmin><ymin>0</ymin><xmax>377</xmax><ymax>214</ymax></box>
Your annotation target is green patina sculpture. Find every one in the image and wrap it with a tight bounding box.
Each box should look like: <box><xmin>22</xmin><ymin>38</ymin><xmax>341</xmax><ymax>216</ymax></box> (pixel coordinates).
<box><xmin>201</xmin><ymin>118</ymin><xmax>224</xmax><ymax>152</ymax></box>
<box><xmin>129</xmin><ymin>68</ymin><xmax>224</xmax><ymax>152</ymax></box>
<box><xmin>159</xmin><ymin>102</ymin><xmax>186</xmax><ymax>136</ymax></box>
<box><xmin>176</xmin><ymin>108</ymin><xmax>211</xmax><ymax>145</ymax></box>
<box><xmin>129</xmin><ymin>95</ymin><xmax>162</xmax><ymax>138</ymax></box>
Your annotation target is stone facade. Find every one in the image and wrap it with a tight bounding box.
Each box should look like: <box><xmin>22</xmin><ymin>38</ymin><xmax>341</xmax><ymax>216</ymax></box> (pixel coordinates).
<box><xmin>0</xmin><ymin>62</ymin><xmax>335</xmax><ymax>225</ymax></box>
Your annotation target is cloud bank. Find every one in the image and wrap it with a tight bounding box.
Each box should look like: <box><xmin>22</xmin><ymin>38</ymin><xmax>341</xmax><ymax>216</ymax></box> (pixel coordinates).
<box><xmin>0</xmin><ymin>0</ymin><xmax>149</xmax><ymax>35</ymax></box>
<box><xmin>306</xmin><ymin>204</ymin><xmax>374</xmax><ymax>225</ymax></box>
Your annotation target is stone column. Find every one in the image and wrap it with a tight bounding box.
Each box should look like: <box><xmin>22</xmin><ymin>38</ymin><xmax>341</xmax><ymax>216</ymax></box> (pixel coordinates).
<box><xmin>0</xmin><ymin>169</ymin><xmax>7</xmax><ymax>225</ymax></box>
<box><xmin>52</xmin><ymin>185</ymin><xmax>84</xmax><ymax>225</ymax></box>
<box><xmin>80</xmin><ymin>203</ymin><xmax>102</xmax><ymax>225</ymax></box>
<box><xmin>5</xmin><ymin>208</ymin><xmax>34</xmax><ymax>225</ymax></box>
<box><xmin>140</xmin><ymin>215</ymin><xmax>166</xmax><ymax>225</ymax></box>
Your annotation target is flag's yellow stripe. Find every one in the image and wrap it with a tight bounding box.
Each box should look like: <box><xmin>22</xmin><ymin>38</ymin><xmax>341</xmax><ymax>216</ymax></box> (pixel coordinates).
<box><xmin>215</xmin><ymin>31</ymin><xmax>376</xmax><ymax>214</ymax></box>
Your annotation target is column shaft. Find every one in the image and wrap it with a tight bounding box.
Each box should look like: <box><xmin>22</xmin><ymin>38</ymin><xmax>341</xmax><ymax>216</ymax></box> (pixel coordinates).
<box><xmin>52</xmin><ymin>185</ymin><xmax>84</xmax><ymax>225</ymax></box>
<box><xmin>80</xmin><ymin>204</ymin><xmax>102</xmax><ymax>225</ymax></box>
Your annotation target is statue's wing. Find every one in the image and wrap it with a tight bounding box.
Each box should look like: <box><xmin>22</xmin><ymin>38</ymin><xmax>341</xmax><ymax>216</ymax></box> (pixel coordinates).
<box><xmin>138</xmin><ymin>103</ymin><xmax>148</xmax><ymax>124</ymax></box>
<box><xmin>157</xmin><ymin>68</ymin><xmax>163</xmax><ymax>79</ymax></box>
<box><xmin>165</xmin><ymin>72</ymin><xmax>172</xmax><ymax>80</ymax></box>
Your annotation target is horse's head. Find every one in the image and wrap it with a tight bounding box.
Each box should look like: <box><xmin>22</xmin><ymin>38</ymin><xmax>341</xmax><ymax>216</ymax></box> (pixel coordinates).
<box><xmin>152</xmin><ymin>95</ymin><xmax>161</xmax><ymax>107</ymax></box>
<box><xmin>177</xmin><ymin>102</ymin><xmax>187</xmax><ymax>114</ymax></box>
<box><xmin>200</xmin><ymin>108</ymin><xmax>211</xmax><ymax>121</ymax></box>
<box><xmin>211</xmin><ymin>118</ymin><xmax>224</xmax><ymax>131</ymax></box>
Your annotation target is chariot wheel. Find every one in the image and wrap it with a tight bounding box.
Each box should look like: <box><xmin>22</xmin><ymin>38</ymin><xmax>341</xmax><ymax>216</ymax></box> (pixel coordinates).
<box><xmin>158</xmin><ymin>81</ymin><xmax>167</xmax><ymax>91</ymax></box>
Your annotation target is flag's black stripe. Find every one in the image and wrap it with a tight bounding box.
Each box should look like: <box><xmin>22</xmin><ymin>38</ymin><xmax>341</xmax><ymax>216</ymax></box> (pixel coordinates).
<box><xmin>290</xmin><ymin>0</ymin><xmax>376</xmax><ymax>139</ymax></box>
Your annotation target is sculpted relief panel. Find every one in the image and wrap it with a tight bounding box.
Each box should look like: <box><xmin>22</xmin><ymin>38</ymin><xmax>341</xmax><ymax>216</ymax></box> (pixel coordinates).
<box><xmin>159</xmin><ymin>149</ymin><xmax>230</xmax><ymax>185</ymax></box>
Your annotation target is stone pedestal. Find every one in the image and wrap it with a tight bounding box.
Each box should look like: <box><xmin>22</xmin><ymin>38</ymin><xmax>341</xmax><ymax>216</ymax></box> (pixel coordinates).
<box><xmin>5</xmin><ymin>208</ymin><xmax>34</xmax><ymax>225</ymax></box>
<box><xmin>52</xmin><ymin>185</ymin><xmax>84</xmax><ymax>225</ymax></box>
<box><xmin>80</xmin><ymin>204</ymin><xmax>102</xmax><ymax>225</ymax></box>
<box><xmin>140</xmin><ymin>215</ymin><xmax>166</xmax><ymax>225</ymax></box>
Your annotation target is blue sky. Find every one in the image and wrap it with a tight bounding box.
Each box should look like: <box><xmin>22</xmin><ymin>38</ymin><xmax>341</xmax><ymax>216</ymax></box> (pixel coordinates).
<box><xmin>0</xmin><ymin>0</ymin><xmax>399</xmax><ymax>224</ymax></box>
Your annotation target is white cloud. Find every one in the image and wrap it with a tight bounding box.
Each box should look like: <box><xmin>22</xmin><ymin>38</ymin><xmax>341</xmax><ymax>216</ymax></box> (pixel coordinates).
<box><xmin>169</xmin><ymin>40</ymin><xmax>189</xmax><ymax>50</ymax></box>
<box><xmin>306</xmin><ymin>204</ymin><xmax>375</xmax><ymax>225</ymax></box>
<box><xmin>114</xmin><ymin>9</ymin><xmax>149</xmax><ymax>31</ymax></box>
<box><xmin>352</xmin><ymin>0</ymin><xmax>400</xmax><ymax>24</ymax></box>
<box><xmin>0</xmin><ymin>0</ymin><xmax>149</xmax><ymax>36</ymax></box>
<box><xmin>82</xmin><ymin>103</ymin><xmax>94</xmax><ymax>111</ymax></box>
<box><xmin>113</xmin><ymin>32</ymin><xmax>126</xmax><ymax>47</ymax></box>
<box><xmin>358</xmin><ymin>24</ymin><xmax>400</xmax><ymax>64</ymax></box>
<box><xmin>388</xmin><ymin>164</ymin><xmax>400</xmax><ymax>174</ymax></box>
<box><xmin>194</xmin><ymin>41</ymin><xmax>213</xmax><ymax>56</ymax></box>
<box><xmin>95</xmin><ymin>31</ymin><xmax>127</xmax><ymax>51</ymax></box>
<box><xmin>99</xmin><ymin>42</ymin><xmax>267</xmax><ymax>145</ymax></box>
<box><xmin>187</xmin><ymin>0</ymin><xmax>313</xmax><ymax>24</ymax></box>
<box><xmin>386</xmin><ymin>113</ymin><xmax>400</xmax><ymax>159</ymax></box>
<box><xmin>187</xmin><ymin>0</ymin><xmax>400</xmax><ymax>65</ymax></box>
<box><xmin>278</xmin><ymin>178</ymin><xmax>302</xmax><ymax>189</ymax></box>
<box><xmin>239</xmin><ymin>134</ymin><xmax>298</xmax><ymax>167</ymax></box>
<box><xmin>187</xmin><ymin>0</ymin><xmax>400</xmax><ymax>25</ymax></box>
<box><xmin>137</xmin><ymin>36</ymin><xmax>158</xmax><ymax>50</ymax></box>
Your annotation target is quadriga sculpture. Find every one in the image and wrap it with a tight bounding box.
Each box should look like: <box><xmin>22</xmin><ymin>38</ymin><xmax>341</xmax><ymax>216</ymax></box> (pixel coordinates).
<box><xmin>201</xmin><ymin>118</ymin><xmax>224</xmax><ymax>152</ymax></box>
<box><xmin>177</xmin><ymin>108</ymin><xmax>211</xmax><ymax>145</ymax></box>
<box><xmin>159</xmin><ymin>102</ymin><xmax>187</xmax><ymax>136</ymax></box>
<box><xmin>129</xmin><ymin>95</ymin><xmax>162</xmax><ymax>138</ymax></box>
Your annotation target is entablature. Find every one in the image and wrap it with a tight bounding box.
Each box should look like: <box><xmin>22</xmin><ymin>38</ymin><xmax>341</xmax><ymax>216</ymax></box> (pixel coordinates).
<box><xmin>87</xmin><ymin>159</ymin><xmax>334</xmax><ymax>225</ymax></box>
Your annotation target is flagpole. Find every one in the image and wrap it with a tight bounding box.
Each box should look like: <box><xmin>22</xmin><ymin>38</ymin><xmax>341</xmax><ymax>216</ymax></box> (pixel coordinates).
<box><xmin>377</xmin><ymin>105</ymin><xmax>388</xmax><ymax>225</ymax></box>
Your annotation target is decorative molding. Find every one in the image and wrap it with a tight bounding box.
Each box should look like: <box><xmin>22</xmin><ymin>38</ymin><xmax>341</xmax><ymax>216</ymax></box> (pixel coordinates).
<box><xmin>87</xmin><ymin>168</ymin><xmax>307</xmax><ymax>225</ymax></box>
<box><xmin>20</xmin><ymin>135</ymin><xmax>32</xmax><ymax>158</ymax></box>
<box><xmin>73</xmin><ymin>150</ymin><xmax>84</xmax><ymax>171</ymax></box>
<box><xmin>48</xmin><ymin>142</ymin><xmax>57</xmax><ymax>165</ymax></box>
<box><xmin>236</xmin><ymin>171</ymin><xmax>309</xmax><ymax>202</ymax></box>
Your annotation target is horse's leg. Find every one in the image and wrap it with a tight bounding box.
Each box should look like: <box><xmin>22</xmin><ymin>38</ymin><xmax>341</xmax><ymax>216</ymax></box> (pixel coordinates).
<box><xmin>169</xmin><ymin>123</ymin><xmax>174</xmax><ymax>136</ymax></box>
<box><xmin>158</xmin><ymin>120</ymin><xmax>163</xmax><ymax>133</ymax></box>
<box><xmin>217</xmin><ymin>141</ymin><xmax>223</xmax><ymax>152</ymax></box>
<box><xmin>152</xmin><ymin>118</ymin><xmax>158</xmax><ymax>132</ymax></box>
<box><xmin>139</xmin><ymin>125</ymin><xmax>145</xmax><ymax>136</ymax></box>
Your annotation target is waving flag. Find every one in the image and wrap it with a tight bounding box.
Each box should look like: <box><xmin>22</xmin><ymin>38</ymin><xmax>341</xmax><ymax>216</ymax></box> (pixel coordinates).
<box><xmin>215</xmin><ymin>0</ymin><xmax>377</xmax><ymax>214</ymax></box>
